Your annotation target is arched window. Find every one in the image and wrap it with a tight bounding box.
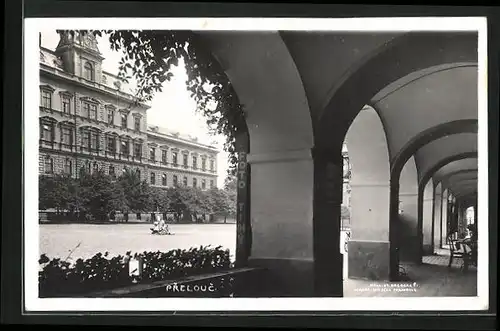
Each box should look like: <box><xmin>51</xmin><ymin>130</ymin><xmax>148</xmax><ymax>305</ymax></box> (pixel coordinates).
<box><xmin>162</xmin><ymin>173</ymin><xmax>167</xmax><ymax>186</ymax></box>
<box><xmin>93</xmin><ymin>162</ymin><xmax>99</xmax><ymax>173</ymax></box>
<box><xmin>193</xmin><ymin>177</ymin><xmax>197</xmax><ymax>188</ymax></box>
<box><xmin>83</xmin><ymin>61</ymin><xmax>94</xmax><ymax>81</ymax></box>
<box><xmin>44</xmin><ymin>156</ymin><xmax>53</xmax><ymax>174</ymax></box>
<box><xmin>150</xmin><ymin>172</ymin><xmax>156</xmax><ymax>185</ymax></box>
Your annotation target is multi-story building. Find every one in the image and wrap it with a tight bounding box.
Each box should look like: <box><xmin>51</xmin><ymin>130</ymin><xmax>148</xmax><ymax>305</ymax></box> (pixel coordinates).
<box><xmin>39</xmin><ymin>31</ymin><xmax>218</xmax><ymax>189</ymax></box>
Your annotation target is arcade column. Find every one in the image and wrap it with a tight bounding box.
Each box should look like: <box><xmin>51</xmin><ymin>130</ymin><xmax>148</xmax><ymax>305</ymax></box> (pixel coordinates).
<box><xmin>421</xmin><ymin>182</ymin><xmax>434</xmax><ymax>256</ymax></box>
<box><xmin>433</xmin><ymin>184</ymin><xmax>442</xmax><ymax>251</ymax></box>
<box><xmin>440</xmin><ymin>190</ymin><xmax>449</xmax><ymax>247</ymax></box>
<box><xmin>243</xmin><ymin>147</ymin><xmax>341</xmax><ymax>297</ymax></box>
<box><xmin>347</xmin><ymin>178</ymin><xmax>391</xmax><ymax>280</ymax></box>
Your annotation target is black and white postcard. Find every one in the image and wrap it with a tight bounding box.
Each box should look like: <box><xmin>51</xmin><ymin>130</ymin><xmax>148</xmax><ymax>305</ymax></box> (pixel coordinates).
<box><xmin>23</xmin><ymin>16</ymin><xmax>489</xmax><ymax>312</ymax></box>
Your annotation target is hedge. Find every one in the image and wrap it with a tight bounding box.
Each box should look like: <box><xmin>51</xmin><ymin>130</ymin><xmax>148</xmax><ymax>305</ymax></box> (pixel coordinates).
<box><xmin>39</xmin><ymin>245</ymin><xmax>232</xmax><ymax>297</ymax></box>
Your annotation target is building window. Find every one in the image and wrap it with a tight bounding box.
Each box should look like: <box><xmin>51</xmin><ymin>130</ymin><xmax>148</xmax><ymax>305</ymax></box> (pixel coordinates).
<box><xmin>134</xmin><ymin>117</ymin><xmax>141</xmax><ymax>131</ymax></box>
<box><xmin>107</xmin><ymin>136</ymin><xmax>116</xmax><ymax>153</ymax></box>
<box><xmin>81</xmin><ymin>130</ymin><xmax>90</xmax><ymax>149</ymax></box>
<box><xmin>44</xmin><ymin>157</ymin><xmax>53</xmax><ymax>174</ymax></box>
<box><xmin>93</xmin><ymin>162</ymin><xmax>99</xmax><ymax>173</ymax></box>
<box><xmin>201</xmin><ymin>179</ymin><xmax>206</xmax><ymax>189</ymax></box>
<box><xmin>83</xmin><ymin>61</ymin><xmax>94</xmax><ymax>81</ymax></box>
<box><xmin>193</xmin><ymin>178</ymin><xmax>197</xmax><ymax>188</ymax></box>
<box><xmin>61</xmin><ymin>127</ymin><xmax>72</xmax><ymax>145</ymax></box>
<box><xmin>107</xmin><ymin>109</ymin><xmax>114</xmax><ymax>124</ymax></box>
<box><xmin>121</xmin><ymin>113</ymin><xmax>127</xmax><ymax>129</ymax></box>
<box><xmin>84</xmin><ymin>102</ymin><xmax>98</xmax><ymax>120</ymax></box>
<box><xmin>162</xmin><ymin>174</ymin><xmax>167</xmax><ymax>186</ymax></box>
<box><xmin>150</xmin><ymin>172</ymin><xmax>155</xmax><ymax>185</ymax></box>
<box><xmin>136</xmin><ymin>169</ymin><xmax>141</xmax><ymax>179</ymax></box>
<box><xmin>210</xmin><ymin>180</ymin><xmax>214</xmax><ymax>189</ymax></box>
<box><xmin>134</xmin><ymin>143</ymin><xmax>142</xmax><ymax>159</ymax></box>
<box><xmin>121</xmin><ymin>140</ymin><xmax>129</xmax><ymax>155</ymax></box>
<box><xmin>210</xmin><ymin>160</ymin><xmax>215</xmax><ymax>172</ymax></box>
<box><xmin>40</xmin><ymin>122</ymin><xmax>54</xmax><ymax>141</ymax></box>
<box><xmin>183</xmin><ymin>176</ymin><xmax>188</xmax><ymax>186</ymax></box>
<box><xmin>149</xmin><ymin>147</ymin><xmax>156</xmax><ymax>161</ymax></box>
<box><xmin>161</xmin><ymin>150</ymin><xmax>167</xmax><ymax>164</ymax></box>
<box><xmin>172</xmin><ymin>152</ymin><xmax>178</xmax><ymax>165</ymax></box>
<box><xmin>64</xmin><ymin>159</ymin><xmax>72</xmax><ymax>175</ymax></box>
<box><xmin>62</xmin><ymin>95</ymin><xmax>71</xmax><ymax>114</ymax></box>
<box><xmin>192</xmin><ymin>155</ymin><xmax>198</xmax><ymax>169</ymax></box>
<box><xmin>183</xmin><ymin>154</ymin><xmax>188</xmax><ymax>167</ymax></box>
<box><xmin>40</xmin><ymin>90</ymin><xmax>52</xmax><ymax>109</ymax></box>
<box><xmin>86</xmin><ymin>161</ymin><xmax>92</xmax><ymax>173</ymax></box>
<box><xmin>201</xmin><ymin>158</ymin><xmax>206</xmax><ymax>171</ymax></box>
<box><xmin>90</xmin><ymin>104</ymin><xmax>98</xmax><ymax>120</ymax></box>
<box><xmin>90</xmin><ymin>131</ymin><xmax>99</xmax><ymax>150</ymax></box>
<box><xmin>173</xmin><ymin>175</ymin><xmax>178</xmax><ymax>187</ymax></box>
<box><xmin>109</xmin><ymin>165</ymin><xmax>115</xmax><ymax>178</ymax></box>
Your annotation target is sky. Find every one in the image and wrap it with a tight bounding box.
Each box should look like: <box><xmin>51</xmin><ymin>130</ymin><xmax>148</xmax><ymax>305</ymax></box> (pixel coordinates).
<box><xmin>40</xmin><ymin>29</ymin><xmax>229</xmax><ymax>187</ymax></box>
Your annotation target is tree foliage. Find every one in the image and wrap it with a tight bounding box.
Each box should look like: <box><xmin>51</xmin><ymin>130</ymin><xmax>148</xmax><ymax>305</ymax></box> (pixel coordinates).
<box><xmin>116</xmin><ymin>168</ymin><xmax>150</xmax><ymax>212</ymax></box>
<box><xmin>39</xmin><ymin>170</ymin><xmax>237</xmax><ymax>223</ymax></box>
<box><xmin>75</xmin><ymin>169</ymin><xmax>127</xmax><ymax>220</ymax></box>
<box><xmin>60</xmin><ymin>29</ymin><xmax>247</xmax><ymax>175</ymax></box>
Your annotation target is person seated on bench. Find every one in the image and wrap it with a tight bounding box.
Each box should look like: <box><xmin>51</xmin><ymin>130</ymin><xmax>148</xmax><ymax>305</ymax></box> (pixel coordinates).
<box><xmin>461</xmin><ymin>224</ymin><xmax>477</xmax><ymax>266</ymax></box>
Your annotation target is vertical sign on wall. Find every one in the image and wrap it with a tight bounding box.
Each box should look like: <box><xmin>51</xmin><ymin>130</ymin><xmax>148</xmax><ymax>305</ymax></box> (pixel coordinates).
<box><xmin>235</xmin><ymin>131</ymin><xmax>251</xmax><ymax>268</ymax></box>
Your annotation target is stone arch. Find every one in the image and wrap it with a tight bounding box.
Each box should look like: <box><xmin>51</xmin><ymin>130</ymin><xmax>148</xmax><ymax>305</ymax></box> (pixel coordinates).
<box><xmin>344</xmin><ymin>105</ymin><xmax>391</xmax><ymax>280</ymax></box>
<box><xmin>419</xmin><ymin>153</ymin><xmax>478</xmax><ymax>190</ymax></box>
<box><xmin>391</xmin><ymin>120</ymin><xmax>477</xmax><ymax>178</ymax></box>
<box><xmin>436</xmin><ymin>169</ymin><xmax>478</xmax><ymax>186</ymax></box>
<box><xmin>316</xmin><ymin>32</ymin><xmax>478</xmax><ymax>146</ymax></box>
<box><xmin>195</xmin><ymin>32</ymin><xmax>315</xmax><ymax>295</ymax></box>
<box><xmin>388</xmin><ymin>120</ymin><xmax>477</xmax><ymax>279</ymax></box>
<box><xmin>311</xmin><ymin>32</ymin><xmax>477</xmax><ymax>282</ymax></box>
<box><xmin>421</xmin><ymin>154</ymin><xmax>477</xmax><ymax>248</ymax></box>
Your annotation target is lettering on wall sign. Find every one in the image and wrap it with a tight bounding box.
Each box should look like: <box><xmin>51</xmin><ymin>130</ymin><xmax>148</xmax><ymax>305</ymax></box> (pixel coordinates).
<box><xmin>236</xmin><ymin>151</ymin><xmax>249</xmax><ymax>266</ymax></box>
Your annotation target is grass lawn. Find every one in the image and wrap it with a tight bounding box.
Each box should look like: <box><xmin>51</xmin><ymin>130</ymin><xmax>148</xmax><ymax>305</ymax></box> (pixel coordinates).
<box><xmin>39</xmin><ymin>223</ymin><xmax>237</xmax><ymax>262</ymax></box>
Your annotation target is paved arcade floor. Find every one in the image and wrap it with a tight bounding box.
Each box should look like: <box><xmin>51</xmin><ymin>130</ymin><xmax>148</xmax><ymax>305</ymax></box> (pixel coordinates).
<box><xmin>344</xmin><ymin>250</ymin><xmax>477</xmax><ymax>297</ymax></box>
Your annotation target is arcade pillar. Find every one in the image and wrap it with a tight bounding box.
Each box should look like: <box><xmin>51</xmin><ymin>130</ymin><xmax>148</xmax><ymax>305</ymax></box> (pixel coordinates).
<box><xmin>433</xmin><ymin>184</ymin><xmax>442</xmax><ymax>251</ymax></box>
<box><xmin>440</xmin><ymin>189</ymin><xmax>449</xmax><ymax>246</ymax></box>
<box><xmin>421</xmin><ymin>181</ymin><xmax>434</xmax><ymax>256</ymax></box>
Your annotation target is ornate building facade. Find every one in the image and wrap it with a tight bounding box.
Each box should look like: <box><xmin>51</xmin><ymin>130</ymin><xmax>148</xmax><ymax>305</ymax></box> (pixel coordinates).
<box><xmin>39</xmin><ymin>31</ymin><xmax>219</xmax><ymax>190</ymax></box>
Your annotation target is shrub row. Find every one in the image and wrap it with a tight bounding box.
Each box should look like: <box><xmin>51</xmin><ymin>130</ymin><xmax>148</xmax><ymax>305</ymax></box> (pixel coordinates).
<box><xmin>39</xmin><ymin>245</ymin><xmax>232</xmax><ymax>297</ymax></box>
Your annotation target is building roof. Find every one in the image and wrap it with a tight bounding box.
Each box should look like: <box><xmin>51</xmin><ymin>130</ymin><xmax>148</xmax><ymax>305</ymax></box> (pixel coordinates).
<box><xmin>147</xmin><ymin>125</ymin><xmax>219</xmax><ymax>152</ymax></box>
